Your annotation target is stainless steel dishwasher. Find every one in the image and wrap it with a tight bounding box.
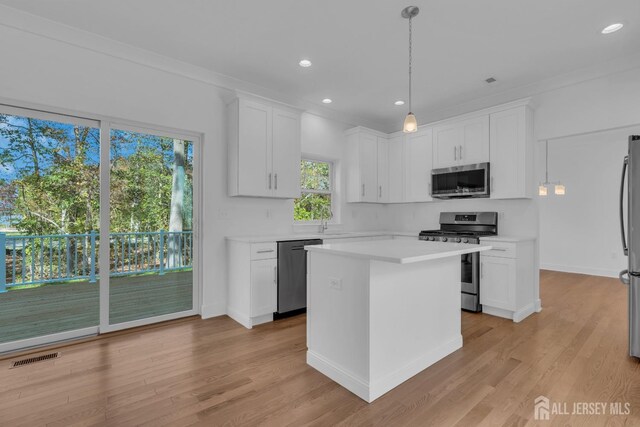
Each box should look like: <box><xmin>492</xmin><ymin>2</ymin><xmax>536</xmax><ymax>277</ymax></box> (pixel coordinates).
<box><xmin>276</xmin><ymin>239</ymin><xmax>323</xmax><ymax>315</ymax></box>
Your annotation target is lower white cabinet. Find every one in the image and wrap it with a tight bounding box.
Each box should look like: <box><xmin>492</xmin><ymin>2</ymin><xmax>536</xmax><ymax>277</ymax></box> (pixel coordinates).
<box><xmin>227</xmin><ymin>240</ymin><xmax>278</xmax><ymax>328</ymax></box>
<box><xmin>479</xmin><ymin>237</ymin><xmax>539</xmax><ymax>322</ymax></box>
<box><xmin>480</xmin><ymin>256</ymin><xmax>516</xmax><ymax>310</ymax></box>
<box><xmin>250</xmin><ymin>258</ymin><xmax>277</xmax><ymax>317</ymax></box>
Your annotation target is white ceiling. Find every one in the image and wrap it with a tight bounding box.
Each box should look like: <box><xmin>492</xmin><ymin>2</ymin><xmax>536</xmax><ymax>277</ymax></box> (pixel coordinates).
<box><xmin>1</xmin><ymin>0</ymin><xmax>638</xmax><ymax>132</ymax></box>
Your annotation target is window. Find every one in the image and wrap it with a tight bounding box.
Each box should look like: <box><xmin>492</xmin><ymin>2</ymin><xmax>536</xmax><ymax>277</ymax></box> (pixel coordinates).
<box><xmin>294</xmin><ymin>159</ymin><xmax>333</xmax><ymax>222</ymax></box>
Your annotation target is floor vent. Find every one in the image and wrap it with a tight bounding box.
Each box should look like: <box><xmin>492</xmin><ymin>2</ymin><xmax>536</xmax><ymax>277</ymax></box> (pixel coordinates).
<box><xmin>11</xmin><ymin>352</ymin><xmax>60</xmax><ymax>368</ymax></box>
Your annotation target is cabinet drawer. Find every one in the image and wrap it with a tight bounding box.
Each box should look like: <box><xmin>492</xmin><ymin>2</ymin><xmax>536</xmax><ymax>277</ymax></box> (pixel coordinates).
<box><xmin>250</xmin><ymin>242</ymin><xmax>277</xmax><ymax>260</ymax></box>
<box><xmin>481</xmin><ymin>242</ymin><xmax>516</xmax><ymax>258</ymax></box>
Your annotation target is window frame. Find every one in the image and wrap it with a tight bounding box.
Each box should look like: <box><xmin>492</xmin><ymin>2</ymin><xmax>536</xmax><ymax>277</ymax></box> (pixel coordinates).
<box><xmin>294</xmin><ymin>157</ymin><xmax>336</xmax><ymax>224</ymax></box>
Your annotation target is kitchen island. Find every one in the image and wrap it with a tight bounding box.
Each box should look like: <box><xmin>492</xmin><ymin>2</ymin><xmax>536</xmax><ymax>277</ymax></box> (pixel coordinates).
<box><xmin>305</xmin><ymin>239</ymin><xmax>492</xmax><ymax>403</ymax></box>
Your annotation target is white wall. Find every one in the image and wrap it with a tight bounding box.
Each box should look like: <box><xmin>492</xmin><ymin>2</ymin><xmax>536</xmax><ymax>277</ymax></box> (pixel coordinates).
<box><xmin>539</xmin><ymin>127</ymin><xmax>639</xmax><ymax>277</ymax></box>
<box><xmin>0</xmin><ymin>24</ymin><xmax>387</xmax><ymax>317</ymax></box>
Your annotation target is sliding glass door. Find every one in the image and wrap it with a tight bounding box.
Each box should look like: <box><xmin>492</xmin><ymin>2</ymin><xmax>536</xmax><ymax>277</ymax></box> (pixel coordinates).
<box><xmin>105</xmin><ymin>125</ymin><xmax>197</xmax><ymax>330</ymax></box>
<box><xmin>0</xmin><ymin>106</ymin><xmax>101</xmax><ymax>352</ymax></box>
<box><xmin>0</xmin><ymin>104</ymin><xmax>199</xmax><ymax>351</ymax></box>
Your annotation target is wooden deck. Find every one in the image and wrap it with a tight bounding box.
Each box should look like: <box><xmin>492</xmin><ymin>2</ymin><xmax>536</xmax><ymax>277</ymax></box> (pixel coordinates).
<box><xmin>0</xmin><ymin>272</ymin><xmax>192</xmax><ymax>344</ymax></box>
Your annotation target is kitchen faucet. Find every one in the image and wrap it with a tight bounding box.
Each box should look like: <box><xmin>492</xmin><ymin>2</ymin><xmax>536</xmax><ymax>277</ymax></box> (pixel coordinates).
<box><xmin>319</xmin><ymin>209</ymin><xmax>333</xmax><ymax>233</ymax></box>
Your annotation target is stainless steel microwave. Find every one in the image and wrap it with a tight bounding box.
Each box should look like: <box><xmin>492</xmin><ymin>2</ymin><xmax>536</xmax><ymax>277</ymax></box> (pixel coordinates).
<box><xmin>431</xmin><ymin>162</ymin><xmax>490</xmax><ymax>199</ymax></box>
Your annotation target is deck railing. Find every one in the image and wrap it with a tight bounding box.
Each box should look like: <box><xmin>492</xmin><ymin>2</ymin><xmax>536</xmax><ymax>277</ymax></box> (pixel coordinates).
<box><xmin>0</xmin><ymin>230</ymin><xmax>193</xmax><ymax>292</ymax></box>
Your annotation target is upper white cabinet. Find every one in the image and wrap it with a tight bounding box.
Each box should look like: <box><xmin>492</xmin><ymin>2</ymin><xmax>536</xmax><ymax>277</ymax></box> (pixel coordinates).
<box><xmin>346</xmin><ymin>127</ymin><xmax>433</xmax><ymax>204</ymax></box>
<box><xmin>346</xmin><ymin>128</ymin><xmax>380</xmax><ymax>203</ymax></box>
<box><xmin>344</xmin><ymin>99</ymin><xmax>533</xmax><ymax>203</ymax></box>
<box><xmin>228</xmin><ymin>97</ymin><xmax>302</xmax><ymax>199</ymax></box>
<box><xmin>432</xmin><ymin>115</ymin><xmax>489</xmax><ymax>169</ymax></box>
<box><xmin>489</xmin><ymin>105</ymin><xmax>534</xmax><ymax>199</ymax></box>
<box><xmin>376</xmin><ymin>137</ymin><xmax>389</xmax><ymax>203</ymax></box>
<box><xmin>387</xmin><ymin>135</ymin><xmax>405</xmax><ymax>203</ymax></box>
<box><xmin>404</xmin><ymin>128</ymin><xmax>433</xmax><ymax>202</ymax></box>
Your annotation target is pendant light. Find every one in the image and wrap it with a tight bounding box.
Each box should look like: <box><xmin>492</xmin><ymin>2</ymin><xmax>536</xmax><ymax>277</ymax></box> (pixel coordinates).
<box><xmin>539</xmin><ymin>140</ymin><xmax>565</xmax><ymax>196</ymax></box>
<box><xmin>402</xmin><ymin>6</ymin><xmax>419</xmax><ymax>133</ymax></box>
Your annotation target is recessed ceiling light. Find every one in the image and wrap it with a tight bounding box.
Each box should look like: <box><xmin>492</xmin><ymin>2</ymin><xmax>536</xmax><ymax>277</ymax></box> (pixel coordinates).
<box><xmin>298</xmin><ymin>59</ymin><xmax>312</xmax><ymax>67</ymax></box>
<box><xmin>322</xmin><ymin>98</ymin><xmax>332</xmax><ymax>104</ymax></box>
<box><xmin>394</xmin><ymin>100</ymin><xmax>405</xmax><ymax>106</ymax></box>
<box><xmin>602</xmin><ymin>23</ymin><xmax>624</xmax><ymax>34</ymax></box>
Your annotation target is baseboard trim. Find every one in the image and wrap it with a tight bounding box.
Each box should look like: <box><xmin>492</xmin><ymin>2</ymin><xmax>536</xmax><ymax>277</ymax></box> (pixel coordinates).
<box><xmin>535</xmin><ymin>299</ymin><xmax>542</xmax><ymax>312</ymax></box>
<box><xmin>201</xmin><ymin>302</ymin><xmax>226</xmax><ymax>319</ymax></box>
<box><xmin>482</xmin><ymin>305</ymin><xmax>513</xmax><ymax>321</ymax></box>
<box><xmin>307</xmin><ymin>351</ymin><xmax>371</xmax><ymax>402</ymax></box>
<box><xmin>225</xmin><ymin>307</ymin><xmax>252</xmax><ymax>329</ymax></box>
<box><xmin>307</xmin><ymin>334</ymin><xmax>463</xmax><ymax>403</ymax></box>
<box><xmin>513</xmin><ymin>303</ymin><xmax>536</xmax><ymax>323</ymax></box>
<box><xmin>225</xmin><ymin>307</ymin><xmax>273</xmax><ymax>329</ymax></box>
<box><xmin>369</xmin><ymin>334</ymin><xmax>463</xmax><ymax>402</ymax></box>
<box><xmin>541</xmin><ymin>263</ymin><xmax>619</xmax><ymax>278</ymax></box>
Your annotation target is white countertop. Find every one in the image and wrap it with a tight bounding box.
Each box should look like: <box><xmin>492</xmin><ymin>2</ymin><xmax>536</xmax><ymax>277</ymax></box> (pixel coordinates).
<box><xmin>226</xmin><ymin>230</ymin><xmax>418</xmax><ymax>243</ymax></box>
<box><xmin>479</xmin><ymin>235</ymin><xmax>536</xmax><ymax>243</ymax></box>
<box><xmin>305</xmin><ymin>239</ymin><xmax>492</xmax><ymax>264</ymax></box>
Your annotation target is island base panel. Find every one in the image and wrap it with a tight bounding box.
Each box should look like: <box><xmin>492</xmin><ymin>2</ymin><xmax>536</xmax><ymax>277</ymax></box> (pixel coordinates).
<box><xmin>307</xmin><ymin>252</ymin><xmax>463</xmax><ymax>402</ymax></box>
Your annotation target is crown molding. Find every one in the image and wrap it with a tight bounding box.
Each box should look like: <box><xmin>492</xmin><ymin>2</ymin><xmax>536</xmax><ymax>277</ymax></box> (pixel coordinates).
<box><xmin>1</xmin><ymin>4</ymin><xmax>638</xmax><ymax>135</ymax></box>
<box><xmin>0</xmin><ymin>4</ymin><xmax>382</xmax><ymax>131</ymax></box>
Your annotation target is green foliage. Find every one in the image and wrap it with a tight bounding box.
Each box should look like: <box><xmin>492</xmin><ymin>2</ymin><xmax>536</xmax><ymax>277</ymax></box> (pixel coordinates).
<box><xmin>294</xmin><ymin>160</ymin><xmax>332</xmax><ymax>221</ymax></box>
<box><xmin>0</xmin><ymin>115</ymin><xmax>193</xmax><ymax>235</ymax></box>
<box><xmin>294</xmin><ymin>193</ymin><xmax>331</xmax><ymax>221</ymax></box>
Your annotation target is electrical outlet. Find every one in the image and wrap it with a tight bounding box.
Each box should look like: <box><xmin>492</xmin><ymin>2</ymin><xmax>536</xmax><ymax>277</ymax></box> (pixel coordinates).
<box><xmin>329</xmin><ymin>277</ymin><xmax>342</xmax><ymax>290</ymax></box>
<box><xmin>499</xmin><ymin>211</ymin><xmax>505</xmax><ymax>220</ymax></box>
<box><xmin>218</xmin><ymin>209</ymin><xmax>230</xmax><ymax>220</ymax></box>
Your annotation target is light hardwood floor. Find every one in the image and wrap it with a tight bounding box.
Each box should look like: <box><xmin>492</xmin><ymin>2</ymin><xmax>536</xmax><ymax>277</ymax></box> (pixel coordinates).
<box><xmin>0</xmin><ymin>270</ymin><xmax>639</xmax><ymax>426</ymax></box>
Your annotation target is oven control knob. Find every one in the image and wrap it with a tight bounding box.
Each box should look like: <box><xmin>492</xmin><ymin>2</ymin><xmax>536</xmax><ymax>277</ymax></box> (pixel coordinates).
<box><xmin>454</xmin><ymin>238</ymin><xmax>462</xmax><ymax>243</ymax></box>
<box><xmin>441</xmin><ymin>237</ymin><xmax>448</xmax><ymax>242</ymax></box>
<box><xmin>462</xmin><ymin>238</ymin><xmax>469</xmax><ymax>243</ymax></box>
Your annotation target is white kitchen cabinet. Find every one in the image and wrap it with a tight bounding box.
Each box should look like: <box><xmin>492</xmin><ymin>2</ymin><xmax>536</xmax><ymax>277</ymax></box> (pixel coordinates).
<box><xmin>272</xmin><ymin>107</ymin><xmax>302</xmax><ymax>198</ymax></box>
<box><xmin>432</xmin><ymin>115</ymin><xmax>489</xmax><ymax>169</ymax></box>
<box><xmin>480</xmin><ymin>256</ymin><xmax>516</xmax><ymax>310</ymax></box>
<box><xmin>345</xmin><ymin>128</ymin><xmax>381</xmax><ymax>203</ymax></box>
<box><xmin>227</xmin><ymin>240</ymin><xmax>278</xmax><ymax>328</ymax></box>
<box><xmin>387</xmin><ymin>135</ymin><xmax>405</xmax><ymax>203</ymax></box>
<box><xmin>228</xmin><ymin>96</ymin><xmax>302</xmax><ymax>198</ymax></box>
<box><xmin>250</xmin><ymin>258</ymin><xmax>277</xmax><ymax>317</ymax></box>
<box><xmin>489</xmin><ymin>106</ymin><xmax>534</xmax><ymax>199</ymax></box>
<box><xmin>404</xmin><ymin>127</ymin><xmax>433</xmax><ymax>202</ymax></box>
<box><xmin>377</xmin><ymin>137</ymin><xmax>389</xmax><ymax>203</ymax></box>
<box><xmin>479</xmin><ymin>237</ymin><xmax>538</xmax><ymax>323</ymax></box>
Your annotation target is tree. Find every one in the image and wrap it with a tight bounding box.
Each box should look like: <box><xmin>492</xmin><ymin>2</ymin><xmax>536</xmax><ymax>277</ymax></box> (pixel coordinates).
<box><xmin>168</xmin><ymin>139</ymin><xmax>185</xmax><ymax>267</ymax></box>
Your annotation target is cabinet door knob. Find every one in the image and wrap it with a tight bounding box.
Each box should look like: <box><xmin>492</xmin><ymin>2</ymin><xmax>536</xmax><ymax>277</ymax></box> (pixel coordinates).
<box><xmin>454</xmin><ymin>146</ymin><xmax>457</xmax><ymax>161</ymax></box>
<box><xmin>379</xmin><ymin>185</ymin><xmax>382</xmax><ymax>198</ymax></box>
<box><xmin>275</xmin><ymin>173</ymin><xmax>278</xmax><ymax>190</ymax></box>
<box><xmin>362</xmin><ymin>184</ymin><xmax>365</xmax><ymax>197</ymax></box>
<box><xmin>274</xmin><ymin>266</ymin><xmax>277</xmax><ymax>283</ymax></box>
<box><xmin>268</xmin><ymin>173</ymin><xmax>272</xmax><ymax>190</ymax></box>
<box><xmin>459</xmin><ymin>145</ymin><xmax>463</xmax><ymax>160</ymax></box>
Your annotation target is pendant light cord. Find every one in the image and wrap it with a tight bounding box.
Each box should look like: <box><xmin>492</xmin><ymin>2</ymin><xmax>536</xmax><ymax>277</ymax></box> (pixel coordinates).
<box><xmin>545</xmin><ymin>140</ymin><xmax>549</xmax><ymax>183</ymax></box>
<box><xmin>408</xmin><ymin>15</ymin><xmax>413</xmax><ymax>113</ymax></box>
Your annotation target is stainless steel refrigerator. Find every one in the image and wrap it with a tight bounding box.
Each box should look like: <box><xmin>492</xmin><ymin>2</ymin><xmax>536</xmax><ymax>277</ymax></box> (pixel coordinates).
<box><xmin>619</xmin><ymin>135</ymin><xmax>640</xmax><ymax>358</ymax></box>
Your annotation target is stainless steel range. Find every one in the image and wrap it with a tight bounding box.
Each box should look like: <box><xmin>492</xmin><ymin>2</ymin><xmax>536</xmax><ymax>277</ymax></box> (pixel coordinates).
<box><xmin>419</xmin><ymin>212</ymin><xmax>498</xmax><ymax>312</ymax></box>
